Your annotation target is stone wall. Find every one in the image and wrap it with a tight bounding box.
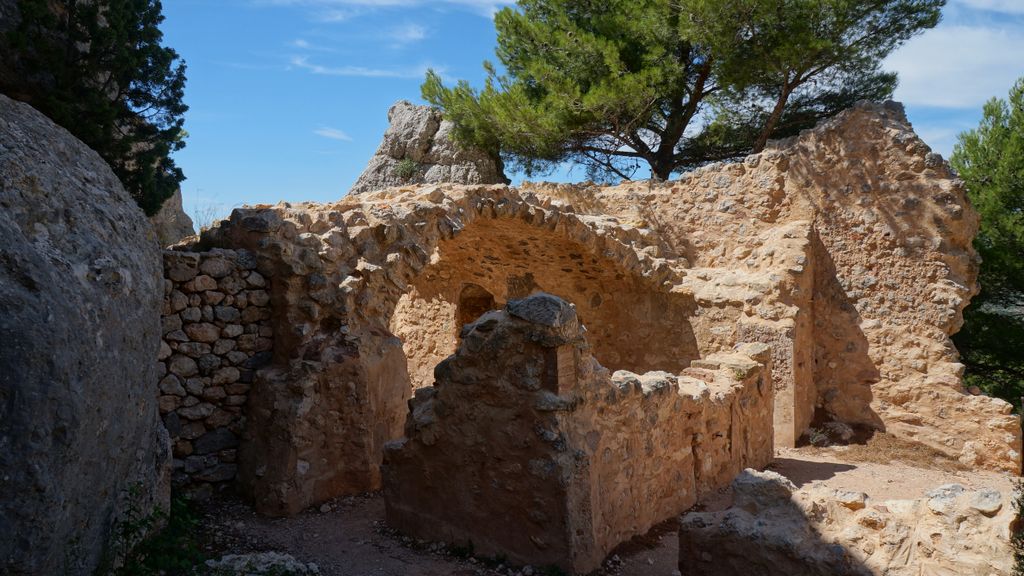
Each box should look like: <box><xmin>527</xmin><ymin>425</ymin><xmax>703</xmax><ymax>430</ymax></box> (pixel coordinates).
<box><xmin>159</xmin><ymin>249</ymin><xmax>273</xmax><ymax>494</ymax></box>
<box><xmin>195</xmin><ymin>186</ymin><xmax>686</xmax><ymax>516</ymax></box>
<box><xmin>678</xmin><ymin>470</ymin><xmax>1015</xmax><ymax>575</ymax></box>
<box><xmin>526</xmin><ymin>102</ymin><xmax>1020</xmax><ymax>471</ymax></box>
<box><xmin>383</xmin><ymin>294</ymin><xmax>775</xmax><ymax>574</ymax></box>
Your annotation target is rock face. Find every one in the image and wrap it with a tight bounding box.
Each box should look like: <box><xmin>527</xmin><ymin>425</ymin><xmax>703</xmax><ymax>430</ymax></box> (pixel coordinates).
<box><xmin>349</xmin><ymin>100</ymin><xmax>507</xmax><ymax>194</ymax></box>
<box><xmin>0</xmin><ymin>94</ymin><xmax>169</xmax><ymax>575</ymax></box>
<box><xmin>679</xmin><ymin>470</ymin><xmax>1015</xmax><ymax>575</ymax></box>
<box><xmin>150</xmin><ymin>188</ymin><xmax>196</xmax><ymax>246</ymax></box>
<box><xmin>182</xmin><ymin>100</ymin><xmax>1019</xmax><ymax>521</ymax></box>
<box><xmin>383</xmin><ymin>294</ymin><xmax>775</xmax><ymax>574</ymax></box>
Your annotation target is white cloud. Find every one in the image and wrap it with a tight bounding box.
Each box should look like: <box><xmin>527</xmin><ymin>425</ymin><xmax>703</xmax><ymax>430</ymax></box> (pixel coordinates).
<box><xmin>955</xmin><ymin>0</ymin><xmax>1024</xmax><ymax>14</ymax></box>
<box><xmin>316</xmin><ymin>8</ymin><xmax>358</xmax><ymax>21</ymax></box>
<box><xmin>290</xmin><ymin>55</ymin><xmax>436</xmax><ymax>78</ymax></box>
<box><xmin>884</xmin><ymin>24</ymin><xmax>1024</xmax><ymax>108</ymax></box>
<box><xmin>289</xmin><ymin>38</ymin><xmax>338</xmax><ymax>52</ymax></box>
<box><xmin>314</xmin><ymin>127</ymin><xmax>353</xmax><ymax>141</ymax></box>
<box><xmin>388</xmin><ymin>23</ymin><xmax>428</xmax><ymax>45</ymax></box>
<box><xmin>259</xmin><ymin>0</ymin><xmax>512</xmax><ymax>18</ymax></box>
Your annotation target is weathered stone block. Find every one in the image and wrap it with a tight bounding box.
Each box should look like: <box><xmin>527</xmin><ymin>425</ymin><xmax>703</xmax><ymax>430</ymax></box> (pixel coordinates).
<box><xmin>186</xmin><ymin>323</ymin><xmax>220</xmax><ymax>343</ymax></box>
<box><xmin>168</xmin><ymin>355</ymin><xmax>199</xmax><ymax>378</ymax></box>
<box><xmin>194</xmin><ymin>429</ymin><xmax>239</xmax><ymax>455</ymax></box>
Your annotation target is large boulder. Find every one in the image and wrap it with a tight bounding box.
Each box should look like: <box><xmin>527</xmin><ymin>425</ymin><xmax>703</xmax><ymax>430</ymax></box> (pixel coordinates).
<box><xmin>150</xmin><ymin>187</ymin><xmax>196</xmax><ymax>246</ymax></box>
<box><xmin>349</xmin><ymin>100</ymin><xmax>508</xmax><ymax>194</ymax></box>
<box><xmin>0</xmin><ymin>94</ymin><xmax>170</xmax><ymax>575</ymax></box>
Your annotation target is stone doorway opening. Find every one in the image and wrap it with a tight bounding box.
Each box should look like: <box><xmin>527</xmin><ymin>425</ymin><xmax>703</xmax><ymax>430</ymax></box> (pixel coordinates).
<box><xmin>456</xmin><ymin>283</ymin><xmax>497</xmax><ymax>336</ymax></box>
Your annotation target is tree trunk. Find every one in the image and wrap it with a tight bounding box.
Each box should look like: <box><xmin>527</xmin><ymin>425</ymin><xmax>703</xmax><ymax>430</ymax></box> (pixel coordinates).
<box><xmin>753</xmin><ymin>83</ymin><xmax>793</xmax><ymax>154</ymax></box>
<box><xmin>651</xmin><ymin>159</ymin><xmax>674</xmax><ymax>181</ymax></box>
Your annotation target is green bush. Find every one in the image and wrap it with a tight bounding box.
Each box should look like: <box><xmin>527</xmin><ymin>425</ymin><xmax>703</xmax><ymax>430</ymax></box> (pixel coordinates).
<box><xmin>103</xmin><ymin>495</ymin><xmax>204</xmax><ymax>576</ymax></box>
<box><xmin>393</xmin><ymin>158</ymin><xmax>419</xmax><ymax>181</ymax></box>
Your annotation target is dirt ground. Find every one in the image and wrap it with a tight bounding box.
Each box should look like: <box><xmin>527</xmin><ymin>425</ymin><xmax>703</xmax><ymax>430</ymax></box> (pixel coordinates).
<box><xmin>197</xmin><ymin>440</ymin><xmax>1015</xmax><ymax>576</ymax></box>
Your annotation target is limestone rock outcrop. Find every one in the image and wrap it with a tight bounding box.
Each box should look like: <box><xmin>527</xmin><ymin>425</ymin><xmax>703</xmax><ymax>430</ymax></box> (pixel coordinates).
<box><xmin>0</xmin><ymin>94</ymin><xmax>169</xmax><ymax>575</ymax></box>
<box><xmin>150</xmin><ymin>188</ymin><xmax>196</xmax><ymax>246</ymax></box>
<box><xmin>679</xmin><ymin>470</ymin><xmax>1015</xmax><ymax>575</ymax></box>
<box><xmin>349</xmin><ymin>100</ymin><xmax>507</xmax><ymax>195</ymax></box>
<box><xmin>383</xmin><ymin>293</ymin><xmax>775</xmax><ymax>574</ymax></box>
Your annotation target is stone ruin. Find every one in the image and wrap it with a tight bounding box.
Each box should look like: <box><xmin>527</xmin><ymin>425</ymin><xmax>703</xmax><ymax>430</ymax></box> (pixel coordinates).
<box><xmin>4</xmin><ymin>88</ymin><xmax>1023</xmax><ymax>574</ymax></box>
<box><xmin>147</xmin><ymin>101</ymin><xmax>1024</xmax><ymax>569</ymax></box>
<box><xmin>383</xmin><ymin>293</ymin><xmax>775</xmax><ymax>574</ymax></box>
<box><xmin>136</xmin><ymin>100</ymin><xmax>1023</xmax><ymax>569</ymax></box>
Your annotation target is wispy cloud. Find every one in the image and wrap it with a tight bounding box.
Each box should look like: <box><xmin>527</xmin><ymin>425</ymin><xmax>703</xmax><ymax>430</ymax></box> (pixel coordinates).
<box><xmin>316</xmin><ymin>7</ymin><xmax>359</xmax><ymax>22</ymax></box>
<box><xmin>388</xmin><ymin>23</ymin><xmax>428</xmax><ymax>45</ymax></box>
<box><xmin>290</xmin><ymin>55</ymin><xmax>436</xmax><ymax>78</ymax></box>
<box><xmin>257</xmin><ymin>0</ymin><xmax>513</xmax><ymax>18</ymax></box>
<box><xmin>288</xmin><ymin>38</ymin><xmax>338</xmax><ymax>52</ymax></box>
<box><xmin>314</xmin><ymin>127</ymin><xmax>353</xmax><ymax>141</ymax></box>
<box><xmin>955</xmin><ymin>0</ymin><xmax>1024</xmax><ymax>14</ymax></box>
<box><xmin>884</xmin><ymin>24</ymin><xmax>1024</xmax><ymax>109</ymax></box>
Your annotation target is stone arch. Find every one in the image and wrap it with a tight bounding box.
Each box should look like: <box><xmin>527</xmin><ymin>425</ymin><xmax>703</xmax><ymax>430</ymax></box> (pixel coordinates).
<box><xmin>389</xmin><ymin>215</ymin><xmax>700</xmax><ymax>391</ymax></box>
<box><xmin>217</xmin><ymin>185</ymin><xmax>701</xmax><ymax>515</ymax></box>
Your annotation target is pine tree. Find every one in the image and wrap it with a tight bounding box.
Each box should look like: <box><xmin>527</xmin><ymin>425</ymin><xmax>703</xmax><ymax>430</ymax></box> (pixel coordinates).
<box><xmin>424</xmin><ymin>0</ymin><xmax>943</xmax><ymax>181</ymax></box>
<box><xmin>2</xmin><ymin>0</ymin><xmax>188</xmax><ymax>216</ymax></box>
<box><xmin>951</xmin><ymin>78</ymin><xmax>1024</xmax><ymax>407</ymax></box>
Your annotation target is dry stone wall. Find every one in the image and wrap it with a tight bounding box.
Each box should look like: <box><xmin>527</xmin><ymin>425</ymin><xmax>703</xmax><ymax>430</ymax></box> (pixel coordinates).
<box><xmin>383</xmin><ymin>294</ymin><xmax>774</xmax><ymax>574</ymax></box>
<box><xmin>159</xmin><ymin>248</ymin><xmax>273</xmax><ymax>493</ymax></box>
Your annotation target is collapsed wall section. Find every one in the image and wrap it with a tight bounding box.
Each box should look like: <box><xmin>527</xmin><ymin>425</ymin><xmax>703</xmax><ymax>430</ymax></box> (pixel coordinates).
<box><xmin>383</xmin><ymin>294</ymin><xmax>774</xmax><ymax>574</ymax></box>
<box><xmin>782</xmin><ymin>104</ymin><xmax>1020</xmax><ymax>470</ymax></box>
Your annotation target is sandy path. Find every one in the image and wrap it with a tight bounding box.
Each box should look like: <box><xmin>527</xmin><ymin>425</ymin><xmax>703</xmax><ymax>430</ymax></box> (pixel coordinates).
<box><xmin>200</xmin><ymin>445</ymin><xmax>1015</xmax><ymax>576</ymax></box>
<box><xmin>773</xmin><ymin>446</ymin><xmax>1013</xmax><ymax>501</ymax></box>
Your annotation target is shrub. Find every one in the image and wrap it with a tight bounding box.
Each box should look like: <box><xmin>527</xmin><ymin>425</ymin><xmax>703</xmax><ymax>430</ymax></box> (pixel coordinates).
<box><xmin>393</xmin><ymin>158</ymin><xmax>419</xmax><ymax>181</ymax></box>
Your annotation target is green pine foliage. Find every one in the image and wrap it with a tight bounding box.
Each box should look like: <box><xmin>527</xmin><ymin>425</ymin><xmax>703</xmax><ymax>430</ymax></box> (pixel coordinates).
<box><xmin>2</xmin><ymin>0</ymin><xmax>188</xmax><ymax>216</ymax></box>
<box><xmin>424</xmin><ymin>0</ymin><xmax>943</xmax><ymax>181</ymax></box>
<box><xmin>951</xmin><ymin>78</ymin><xmax>1024</xmax><ymax>409</ymax></box>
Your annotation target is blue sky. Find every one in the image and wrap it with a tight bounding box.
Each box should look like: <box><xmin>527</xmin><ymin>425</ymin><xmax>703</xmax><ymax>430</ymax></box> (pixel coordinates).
<box><xmin>161</xmin><ymin>0</ymin><xmax>1024</xmax><ymax>225</ymax></box>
